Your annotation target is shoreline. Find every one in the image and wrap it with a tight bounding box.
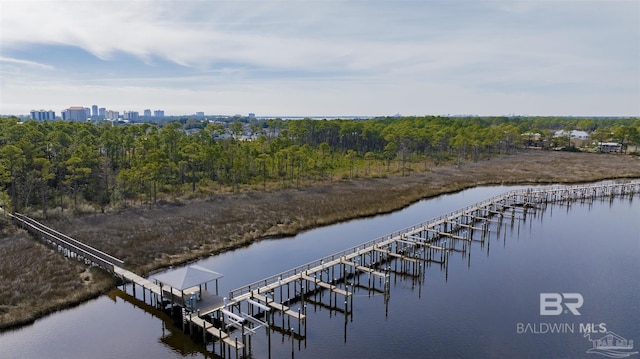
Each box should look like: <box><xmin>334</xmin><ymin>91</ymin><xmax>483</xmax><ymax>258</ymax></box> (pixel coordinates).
<box><xmin>144</xmin><ymin>174</ymin><xmax>640</xmax><ymax>276</ymax></box>
<box><xmin>2</xmin><ymin>150</ymin><xmax>640</xmax><ymax>331</ymax></box>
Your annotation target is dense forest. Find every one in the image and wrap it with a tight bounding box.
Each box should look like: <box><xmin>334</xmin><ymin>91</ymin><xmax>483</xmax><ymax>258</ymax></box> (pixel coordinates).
<box><xmin>0</xmin><ymin>115</ymin><xmax>638</xmax><ymax>217</ymax></box>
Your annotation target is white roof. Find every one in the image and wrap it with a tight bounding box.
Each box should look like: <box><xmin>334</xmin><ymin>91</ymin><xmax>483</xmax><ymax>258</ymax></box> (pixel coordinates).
<box><xmin>554</xmin><ymin>130</ymin><xmax>589</xmax><ymax>139</ymax></box>
<box><xmin>152</xmin><ymin>264</ymin><xmax>223</xmax><ymax>290</ymax></box>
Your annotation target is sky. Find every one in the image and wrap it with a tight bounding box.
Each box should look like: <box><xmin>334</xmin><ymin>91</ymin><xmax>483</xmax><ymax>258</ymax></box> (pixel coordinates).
<box><xmin>0</xmin><ymin>0</ymin><xmax>638</xmax><ymax>117</ymax></box>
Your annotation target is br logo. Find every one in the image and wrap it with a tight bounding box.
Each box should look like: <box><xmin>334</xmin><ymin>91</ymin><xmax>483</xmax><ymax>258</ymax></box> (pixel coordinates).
<box><xmin>540</xmin><ymin>293</ymin><xmax>584</xmax><ymax>315</ymax></box>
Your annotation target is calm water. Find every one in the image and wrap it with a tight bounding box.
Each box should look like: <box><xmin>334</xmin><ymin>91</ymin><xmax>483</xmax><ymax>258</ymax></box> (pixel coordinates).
<box><xmin>1</xmin><ymin>184</ymin><xmax>638</xmax><ymax>359</ymax></box>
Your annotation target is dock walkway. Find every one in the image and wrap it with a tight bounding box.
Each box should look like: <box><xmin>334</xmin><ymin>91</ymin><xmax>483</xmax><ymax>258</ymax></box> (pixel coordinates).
<box><xmin>7</xmin><ymin>180</ymin><xmax>639</xmax><ymax>359</ymax></box>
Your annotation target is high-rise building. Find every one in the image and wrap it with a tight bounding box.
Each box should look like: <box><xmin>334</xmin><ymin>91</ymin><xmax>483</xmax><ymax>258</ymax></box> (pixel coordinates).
<box><xmin>99</xmin><ymin>107</ymin><xmax>106</xmax><ymax>117</ymax></box>
<box><xmin>62</xmin><ymin>106</ymin><xmax>88</xmax><ymax>121</ymax></box>
<box><xmin>154</xmin><ymin>110</ymin><xmax>164</xmax><ymax>118</ymax></box>
<box><xmin>105</xmin><ymin>110</ymin><xmax>119</xmax><ymax>120</ymax></box>
<box><xmin>30</xmin><ymin>109</ymin><xmax>56</xmax><ymax>121</ymax></box>
<box><xmin>124</xmin><ymin>111</ymin><xmax>139</xmax><ymax>121</ymax></box>
<box><xmin>144</xmin><ymin>109</ymin><xmax>152</xmax><ymax>117</ymax></box>
<box><xmin>92</xmin><ymin>105</ymin><xmax>98</xmax><ymax>117</ymax></box>
<box><xmin>85</xmin><ymin>107</ymin><xmax>91</xmax><ymax>119</ymax></box>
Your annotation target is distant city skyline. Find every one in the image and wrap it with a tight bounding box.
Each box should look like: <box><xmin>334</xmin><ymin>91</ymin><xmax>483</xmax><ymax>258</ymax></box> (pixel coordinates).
<box><xmin>27</xmin><ymin>104</ymin><xmax>170</xmax><ymax>121</ymax></box>
<box><xmin>22</xmin><ymin>105</ymin><xmax>367</xmax><ymax>119</ymax></box>
<box><xmin>20</xmin><ymin>100</ymin><xmax>386</xmax><ymax>119</ymax></box>
<box><xmin>1</xmin><ymin>1</ymin><xmax>638</xmax><ymax>117</ymax></box>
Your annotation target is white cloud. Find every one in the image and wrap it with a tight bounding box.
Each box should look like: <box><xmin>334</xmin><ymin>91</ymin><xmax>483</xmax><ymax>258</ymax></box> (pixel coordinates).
<box><xmin>0</xmin><ymin>0</ymin><xmax>638</xmax><ymax>116</ymax></box>
<box><xmin>0</xmin><ymin>56</ymin><xmax>54</xmax><ymax>70</ymax></box>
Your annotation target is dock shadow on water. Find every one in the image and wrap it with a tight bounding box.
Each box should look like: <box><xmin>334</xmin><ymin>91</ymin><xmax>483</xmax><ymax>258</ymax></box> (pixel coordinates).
<box><xmin>112</xmin><ymin>181</ymin><xmax>640</xmax><ymax>359</ymax></box>
<box><xmin>107</xmin><ymin>290</ymin><xmax>220</xmax><ymax>359</ymax></box>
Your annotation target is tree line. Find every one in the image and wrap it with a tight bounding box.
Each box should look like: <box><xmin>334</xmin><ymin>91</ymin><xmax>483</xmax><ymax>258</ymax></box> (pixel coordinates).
<box><xmin>0</xmin><ymin>115</ymin><xmax>638</xmax><ymax>216</ymax></box>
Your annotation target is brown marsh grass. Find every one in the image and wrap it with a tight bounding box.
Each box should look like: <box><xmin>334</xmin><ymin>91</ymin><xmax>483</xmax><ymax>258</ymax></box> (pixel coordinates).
<box><xmin>43</xmin><ymin>151</ymin><xmax>640</xmax><ymax>275</ymax></box>
<box><xmin>0</xmin><ymin>225</ymin><xmax>114</xmax><ymax>330</ymax></box>
<box><xmin>1</xmin><ymin>150</ymin><xmax>639</xmax><ymax>330</ymax></box>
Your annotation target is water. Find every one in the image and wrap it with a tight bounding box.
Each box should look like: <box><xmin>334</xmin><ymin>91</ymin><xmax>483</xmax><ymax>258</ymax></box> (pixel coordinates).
<box><xmin>1</xmin><ymin>184</ymin><xmax>638</xmax><ymax>358</ymax></box>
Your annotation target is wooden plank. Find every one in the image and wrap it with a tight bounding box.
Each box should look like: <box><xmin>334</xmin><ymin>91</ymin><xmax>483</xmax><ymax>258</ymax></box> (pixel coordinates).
<box><xmin>189</xmin><ymin>316</ymin><xmax>225</xmax><ymax>339</ymax></box>
<box><xmin>221</xmin><ymin>335</ymin><xmax>244</xmax><ymax>349</ymax></box>
<box><xmin>250</xmin><ymin>293</ymin><xmax>305</xmax><ymax>319</ymax></box>
<box><xmin>204</xmin><ymin>323</ymin><xmax>226</xmax><ymax>340</ymax></box>
<box><xmin>423</xmin><ymin>228</ymin><xmax>469</xmax><ymax>241</ymax></box>
<box><xmin>486</xmin><ymin>209</ymin><xmax>521</xmax><ymax>219</ymax></box>
<box><xmin>468</xmin><ymin>215</ymin><xmax>502</xmax><ymax>224</ymax></box>
<box><xmin>372</xmin><ymin>248</ymin><xmax>422</xmax><ymax>263</ymax></box>
<box><xmin>495</xmin><ymin>204</ymin><xmax>533</xmax><ymax>212</ymax></box>
<box><xmin>444</xmin><ymin>221</ymin><xmax>484</xmax><ymax>231</ymax></box>
<box><xmin>339</xmin><ymin>259</ymin><xmax>387</xmax><ymax>278</ymax></box>
<box><xmin>114</xmin><ymin>267</ymin><xmax>162</xmax><ymax>295</ymax></box>
<box><xmin>284</xmin><ymin>308</ymin><xmax>305</xmax><ymax>320</ymax></box>
<box><xmin>402</xmin><ymin>237</ymin><xmax>446</xmax><ymax>251</ymax></box>
<box><xmin>251</xmin><ymin>293</ymin><xmax>285</xmax><ymax>311</ymax></box>
<box><xmin>187</xmin><ymin>315</ymin><xmax>245</xmax><ymax>349</ymax></box>
<box><xmin>300</xmin><ymin>274</ymin><xmax>351</xmax><ymax>297</ymax></box>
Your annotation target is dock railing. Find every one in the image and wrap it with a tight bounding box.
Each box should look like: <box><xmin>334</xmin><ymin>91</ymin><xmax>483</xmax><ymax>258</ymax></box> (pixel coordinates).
<box><xmin>228</xmin><ymin>180</ymin><xmax>640</xmax><ymax>299</ymax></box>
<box><xmin>7</xmin><ymin>211</ymin><xmax>125</xmax><ymax>271</ymax></box>
<box><xmin>229</xmin><ymin>186</ymin><xmax>512</xmax><ymax>299</ymax></box>
<box><xmin>3</xmin><ymin>180</ymin><xmax>637</xmax><ymax>295</ymax></box>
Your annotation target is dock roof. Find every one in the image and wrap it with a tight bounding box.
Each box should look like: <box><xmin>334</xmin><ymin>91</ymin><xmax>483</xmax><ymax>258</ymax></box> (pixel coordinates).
<box><xmin>152</xmin><ymin>264</ymin><xmax>223</xmax><ymax>290</ymax></box>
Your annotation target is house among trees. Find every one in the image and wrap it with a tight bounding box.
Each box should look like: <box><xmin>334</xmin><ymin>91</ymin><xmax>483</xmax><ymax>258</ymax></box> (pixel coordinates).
<box><xmin>597</xmin><ymin>142</ymin><xmax>623</xmax><ymax>153</ymax></box>
<box><xmin>0</xmin><ymin>115</ymin><xmax>638</xmax><ymax>215</ymax></box>
<box><xmin>553</xmin><ymin>130</ymin><xmax>590</xmax><ymax>140</ymax></box>
<box><xmin>554</xmin><ymin>130</ymin><xmax>590</xmax><ymax>148</ymax></box>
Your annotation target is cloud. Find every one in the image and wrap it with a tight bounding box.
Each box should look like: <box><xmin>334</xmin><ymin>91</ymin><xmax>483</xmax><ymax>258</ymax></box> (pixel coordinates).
<box><xmin>0</xmin><ymin>0</ymin><xmax>638</xmax><ymax>116</ymax></box>
<box><xmin>1</xmin><ymin>1</ymin><xmax>549</xmax><ymax>73</ymax></box>
<box><xmin>0</xmin><ymin>56</ymin><xmax>55</xmax><ymax>70</ymax></box>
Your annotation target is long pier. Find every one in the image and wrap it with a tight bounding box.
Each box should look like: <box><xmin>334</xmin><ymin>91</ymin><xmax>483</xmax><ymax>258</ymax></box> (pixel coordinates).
<box><xmin>147</xmin><ymin>180</ymin><xmax>640</xmax><ymax>357</ymax></box>
<box><xmin>8</xmin><ymin>212</ymin><xmax>124</xmax><ymax>271</ymax></box>
<box><xmin>6</xmin><ymin>180</ymin><xmax>639</xmax><ymax>358</ymax></box>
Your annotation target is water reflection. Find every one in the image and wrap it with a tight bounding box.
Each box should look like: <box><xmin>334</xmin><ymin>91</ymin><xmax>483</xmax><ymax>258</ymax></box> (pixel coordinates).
<box><xmin>1</xmin><ymin>183</ymin><xmax>637</xmax><ymax>359</ymax></box>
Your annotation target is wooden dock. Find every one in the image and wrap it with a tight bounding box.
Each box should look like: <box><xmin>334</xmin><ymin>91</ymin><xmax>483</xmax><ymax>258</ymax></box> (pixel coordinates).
<box><xmin>250</xmin><ymin>293</ymin><xmax>305</xmax><ymax>320</ymax></box>
<box><xmin>9</xmin><ymin>212</ymin><xmax>124</xmax><ymax>271</ymax></box>
<box><xmin>117</xmin><ymin>181</ymin><xmax>640</xmax><ymax>357</ymax></box>
<box><xmin>6</xmin><ymin>180</ymin><xmax>639</xmax><ymax>359</ymax></box>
